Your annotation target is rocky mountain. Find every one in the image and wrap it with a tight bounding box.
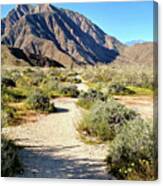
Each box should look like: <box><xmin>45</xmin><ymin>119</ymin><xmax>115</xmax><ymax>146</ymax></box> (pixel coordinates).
<box><xmin>1</xmin><ymin>45</ymin><xmax>29</xmax><ymax>67</ymax></box>
<box><xmin>1</xmin><ymin>4</ymin><xmax>125</xmax><ymax>67</ymax></box>
<box><xmin>1</xmin><ymin>45</ymin><xmax>64</xmax><ymax>67</ymax></box>
<box><xmin>1</xmin><ymin>5</ymin><xmax>33</xmax><ymax>35</ymax></box>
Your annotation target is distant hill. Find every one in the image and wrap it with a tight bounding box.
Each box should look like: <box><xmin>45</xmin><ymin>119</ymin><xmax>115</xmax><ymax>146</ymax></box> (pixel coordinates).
<box><xmin>112</xmin><ymin>42</ymin><xmax>156</xmax><ymax>66</ymax></box>
<box><xmin>125</xmin><ymin>40</ymin><xmax>146</xmax><ymax>46</ymax></box>
<box><xmin>1</xmin><ymin>4</ymin><xmax>125</xmax><ymax>67</ymax></box>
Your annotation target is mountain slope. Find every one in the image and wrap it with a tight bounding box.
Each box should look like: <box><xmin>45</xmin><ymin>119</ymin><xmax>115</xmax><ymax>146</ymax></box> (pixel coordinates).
<box><xmin>1</xmin><ymin>45</ymin><xmax>64</xmax><ymax>67</ymax></box>
<box><xmin>1</xmin><ymin>45</ymin><xmax>29</xmax><ymax>67</ymax></box>
<box><xmin>1</xmin><ymin>4</ymin><xmax>124</xmax><ymax>67</ymax></box>
<box><xmin>112</xmin><ymin>42</ymin><xmax>156</xmax><ymax>66</ymax></box>
<box><xmin>1</xmin><ymin>5</ymin><xmax>33</xmax><ymax>35</ymax></box>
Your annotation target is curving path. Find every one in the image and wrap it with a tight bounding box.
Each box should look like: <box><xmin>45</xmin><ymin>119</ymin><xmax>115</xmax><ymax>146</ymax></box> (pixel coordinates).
<box><xmin>2</xmin><ymin>97</ymin><xmax>112</xmax><ymax>179</ymax></box>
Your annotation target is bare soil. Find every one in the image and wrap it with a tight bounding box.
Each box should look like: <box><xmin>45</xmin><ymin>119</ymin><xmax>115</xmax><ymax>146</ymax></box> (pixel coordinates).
<box><xmin>114</xmin><ymin>95</ymin><xmax>154</xmax><ymax>120</ymax></box>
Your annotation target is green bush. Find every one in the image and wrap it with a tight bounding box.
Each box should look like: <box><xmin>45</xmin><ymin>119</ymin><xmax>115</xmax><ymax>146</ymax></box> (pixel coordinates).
<box><xmin>41</xmin><ymin>78</ymin><xmax>59</xmax><ymax>97</ymax></box>
<box><xmin>67</xmin><ymin>71</ymin><xmax>78</xmax><ymax>77</ymax></box>
<box><xmin>27</xmin><ymin>70</ymin><xmax>45</xmax><ymax>86</ymax></box>
<box><xmin>107</xmin><ymin>84</ymin><xmax>135</xmax><ymax>95</ymax></box>
<box><xmin>1</xmin><ymin>106</ymin><xmax>16</xmax><ymax>127</ymax></box>
<box><xmin>2</xmin><ymin>87</ymin><xmax>27</xmax><ymax>102</ymax></box>
<box><xmin>2</xmin><ymin>77</ymin><xmax>16</xmax><ymax>88</ymax></box>
<box><xmin>22</xmin><ymin>67</ymin><xmax>35</xmax><ymax>74</ymax></box>
<box><xmin>78</xmin><ymin>99</ymin><xmax>138</xmax><ymax>141</ymax></box>
<box><xmin>106</xmin><ymin>118</ymin><xmax>157</xmax><ymax>180</ymax></box>
<box><xmin>26</xmin><ymin>90</ymin><xmax>56</xmax><ymax>112</ymax></box>
<box><xmin>66</xmin><ymin>77</ymin><xmax>82</xmax><ymax>84</ymax></box>
<box><xmin>59</xmin><ymin>85</ymin><xmax>79</xmax><ymax>98</ymax></box>
<box><xmin>48</xmin><ymin>67</ymin><xmax>62</xmax><ymax>77</ymax></box>
<box><xmin>16</xmin><ymin>75</ymin><xmax>30</xmax><ymax>87</ymax></box>
<box><xmin>42</xmin><ymin>77</ymin><xmax>59</xmax><ymax>90</ymax></box>
<box><xmin>9</xmin><ymin>70</ymin><xmax>22</xmax><ymax>81</ymax></box>
<box><xmin>1</xmin><ymin>137</ymin><xmax>22</xmax><ymax>177</ymax></box>
<box><xmin>16</xmin><ymin>69</ymin><xmax>46</xmax><ymax>87</ymax></box>
<box><xmin>77</xmin><ymin>89</ymin><xmax>107</xmax><ymax>109</ymax></box>
<box><xmin>81</xmin><ymin>64</ymin><xmax>153</xmax><ymax>90</ymax></box>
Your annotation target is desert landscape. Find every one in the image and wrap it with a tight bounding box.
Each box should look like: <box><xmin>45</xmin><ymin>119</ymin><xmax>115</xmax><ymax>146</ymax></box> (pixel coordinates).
<box><xmin>1</xmin><ymin>3</ymin><xmax>157</xmax><ymax>180</ymax></box>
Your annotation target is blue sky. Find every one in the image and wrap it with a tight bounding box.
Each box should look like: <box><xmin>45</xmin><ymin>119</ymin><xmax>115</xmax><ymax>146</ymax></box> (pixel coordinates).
<box><xmin>1</xmin><ymin>1</ymin><xmax>155</xmax><ymax>43</ymax></box>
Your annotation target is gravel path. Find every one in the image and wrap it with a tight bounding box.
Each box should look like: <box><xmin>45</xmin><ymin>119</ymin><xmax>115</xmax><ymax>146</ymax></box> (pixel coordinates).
<box><xmin>75</xmin><ymin>75</ymin><xmax>89</xmax><ymax>92</ymax></box>
<box><xmin>2</xmin><ymin>97</ymin><xmax>111</xmax><ymax>179</ymax></box>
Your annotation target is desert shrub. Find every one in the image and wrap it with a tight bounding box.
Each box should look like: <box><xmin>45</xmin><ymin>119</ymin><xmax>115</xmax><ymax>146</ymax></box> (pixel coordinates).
<box><xmin>77</xmin><ymin>98</ymin><xmax>93</xmax><ymax>110</ymax></box>
<box><xmin>16</xmin><ymin>75</ymin><xmax>31</xmax><ymax>87</ymax></box>
<box><xmin>2</xmin><ymin>86</ymin><xmax>28</xmax><ymax>103</ymax></box>
<box><xmin>78</xmin><ymin>99</ymin><xmax>138</xmax><ymax>141</ymax></box>
<box><xmin>81</xmin><ymin>65</ymin><xmax>116</xmax><ymax>83</ymax></box>
<box><xmin>74</xmin><ymin>78</ymin><xmax>82</xmax><ymax>84</ymax></box>
<box><xmin>60</xmin><ymin>76</ymin><xmax>67</xmax><ymax>82</ymax></box>
<box><xmin>67</xmin><ymin>71</ymin><xmax>78</xmax><ymax>77</ymax></box>
<box><xmin>31</xmin><ymin>75</ymin><xmax>44</xmax><ymax>86</ymax></box>
<box><xmin>2</xmin><ymin>87</ymin><xmax>14</xmax><ymax>103</ymax></box>
<box><xmin>107</xmin><ymin>83</ymin><xmax>135</xmax><ymax>95</ymax></box>
<box><xmin>59</xmin><ymin>85</ymin><xmax>79</xmax><ymax>98</ymax></box>
<box><xmin>1</xmin><ymin>106</ymin><xmax>16</xmax><ymax>127</ymax></box>
<box><xmin>106</xmin><ymin>118</ymin><xmax>157</xmax><ymax>180</ymax></box>
<box><xmin>135</xmin><ymin>72</ymin><xmax>154</xmax><ymax>89</ymax></box>
<box><xmin>16</xmin><ymin>69</ymin><xmax>46</xmax><ymax>87</ymax></box>
<box><xmin>42</xmin><ymin>77</ymin><xmax>59</xmax><ymax>91</ymax></box>
<box><xmin>6</xmin><ymin>70</ymin><xmax>22</xmax><ymax>81</ymax></box>
<box><xmin>10</xmin><ymin>88</ymin><xmax>27</xmax><ymax>100</ymax></box>
<box><xmin>3</xmin><ymin>87</ymin><xmax>27</xmax><ymax>102</ymax></box>
<box><xmin>48</xmin><ymin>67</ymin><xmax>62</xmax><ymax>77</ymax></box>
<box><xmin>29</xmin><ymin>71</ymin><xmax>46</xmax><ymax>86</ymax></box>
<box><xmin>26</xmin><ymin>90</ymin><xmax>56</xmax><ymax>112</ymax></box>
<box><xmin>22</xmin><ymin>67</ymin><xmax>35</xmax><ymax>74</ymax></box>
<box><xmin>77</xmin><ymin>89</ymin><xmax>107</xmax><ymax>109</ymax></box>
<box><xmin>120</xmin><ymin>72</ymin><xmax>154</xmax><ymax>90</ymax></box>
<box><xmin>1</xmin><ymin>136</ymin><xmax>22</xmax><ymax>177</ymax></box>
<box><xmin>41</xmin><ymin>78</ymin><xmax>59</xmax><ymax>98</ymax></box>
<box><xmin>2</xmin><ymin>77</ymin><xmax>16</xmax><ymax>88</ymax></box>
<box><xmin>81</xmin><ymin>64</ymin><xmax>153</xmax><ymax>90</ymax></box>
<box><xmin>67</xmin><ymin>77</ymin><xmax>82</xmax><ymax>84</ymax></box>
<box><xmin>126</xmin><ymin>86</ymin><xmax>153</xmax><ymax>95</ymax></box>
<box><xmin>88</xmin><ymin>82</ymin><xmax>105</xmax><ymax>92</ymax></box>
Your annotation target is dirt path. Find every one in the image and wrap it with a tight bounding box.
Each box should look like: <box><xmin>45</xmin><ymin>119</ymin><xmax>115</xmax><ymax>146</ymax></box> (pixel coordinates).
<box><xmin>76</xmin><ymin>75</ymin><xmax>89</xmax><ymax>92</ymax></box>
<box><xmin>76</xmin><ymin>83</ymin><xmax>89</xmax><ymax>92</ymax></box>
<box><xmin>2</xmin><ymin>97</ymin><xmax>111</xmax><ymax>179</ymax></box>
<box><xmin>114</xmin><ymin>95</ymin><xmax>154</xmax><ymax>120</ymax></box>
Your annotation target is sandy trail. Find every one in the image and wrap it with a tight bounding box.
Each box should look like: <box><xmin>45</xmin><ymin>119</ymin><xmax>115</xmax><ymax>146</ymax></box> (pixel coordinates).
<box><xmin>114</xmin><ymin>95</ymin><xmax>154</xmax><ymax>120</ymax></box>
<box><xmin>76</xmin><ymin>75</ymin><xmax>89</xmax><ymax>92</ymax></box>
<box><xmin>2</xmin><ymin>97</ymin><xmax>111</xmax><ymax>179</ymax></box>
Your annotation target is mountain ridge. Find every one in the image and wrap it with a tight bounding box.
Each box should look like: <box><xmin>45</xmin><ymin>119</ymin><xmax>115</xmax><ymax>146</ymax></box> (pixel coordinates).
<box><xmin>1</xmin><ymin>4</ymin><xmax>124</xmax><ymax>67</ymax></box>
<box><xmin>125</xmin><ymin>39</ymin><xmax>146</xmax><ymax>46</ymax></box>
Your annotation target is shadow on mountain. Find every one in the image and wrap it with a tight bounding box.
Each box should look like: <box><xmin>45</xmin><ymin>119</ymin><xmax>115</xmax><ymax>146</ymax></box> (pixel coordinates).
<box><xmin>57</xmin><ymin>11</ymin><xmax>119</xmax><ymax>63</ymax></box>
<box><xmin>8</xmin><ymin>47</ymin><xmax>65</xmax><ymax>68</ymax></box>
